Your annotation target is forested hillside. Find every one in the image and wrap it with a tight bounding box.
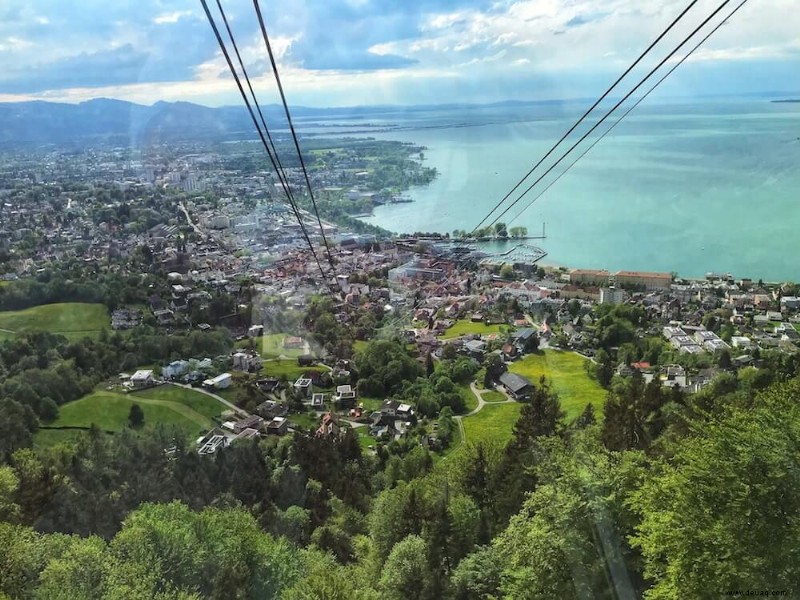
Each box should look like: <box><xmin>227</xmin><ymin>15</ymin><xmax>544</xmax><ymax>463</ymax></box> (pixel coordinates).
<box><xmin>1</xmin><ymin>336</ymin><xmax>798</xmax><ymax>598</ymax></box>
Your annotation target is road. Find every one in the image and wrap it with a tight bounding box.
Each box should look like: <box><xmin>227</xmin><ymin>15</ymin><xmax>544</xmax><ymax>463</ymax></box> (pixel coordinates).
<box><xmin>168</xmin><ymin>381</ymin><xmax>250</xmax><ymax>418</ymax></box>
<box><xmin>454</xmin><ymin>381</ymin><xmax>516</xmax><ymax>445</ymax></box>
<box><xmin>179</xmin><ymin>201</ymin><xmax>202</xmax><ymax>235</ymax></box>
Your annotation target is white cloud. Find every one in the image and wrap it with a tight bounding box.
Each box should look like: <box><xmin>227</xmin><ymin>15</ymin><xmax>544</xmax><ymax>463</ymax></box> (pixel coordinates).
<box><xmin>153</xmin><ymin>11</ymin><xmax>193</xmax><ymax>25</ymax></box>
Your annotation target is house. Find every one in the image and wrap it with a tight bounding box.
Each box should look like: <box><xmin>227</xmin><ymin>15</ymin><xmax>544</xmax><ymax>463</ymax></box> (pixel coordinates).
<box><xmin>266</xmin><ymin>416</ymin><xmax>289</xmax><ymax>435</ymax></box>
<box><xmin>232</xmin><ymin>352</ymin><xmax>261</xmax><ymax>372</ymax></box>
<box><xmin>316</xmin><ymin>413</ymin><xmax>341</xmax><ymax>438</ymax></box>
<box><xmin>334</xmin><ymin>384</ymin><xmax>356</xmax><ymax>407</ymax></box>
<box><xmin>501</xmin><ymin>343</ymin><xmax>518</xmax><ymax>361</ymax></box>
<box><xmin>464</xmin><ymin>339</ymin><xmax>487</xmax><ymax>359</ymax></box>
<box><xmin>303</xmin><ymin>370</ymin><xmax>326</xmax><ymax>386</ymax></box>
<box><xmin>232</xmin><ymin>428</ymin><xmax>261</xmax><ymax>442</ymax></box>
<box><xmin>294</xmin><ymin>377</ymin><xmax>312</xmax><ymax>398</ymax></box>
<box><xmin>256</xmin><ymin>400</ymin><xmax>287</xmax><ymax>419</ymax></box>
<box><xmin>203</xmin><ymin>373</ymin><xmax>232</xmax><ymax>390</ymax></box>
<box><xmin>498</xmin><ymin>372</ymin><xmax>533</xmax><ymax>400</ymax></box>
<box><xmin>311</xmin><ymin>393</ymin><xmax>325</xmax><ymax>409</ymax></box>
<box><xmin>297</xmin><ymin>354</ymin><xmax>315</xmax><ymax>367</ymax></box>
<box><xmin>163</xmin><ymin>360</ymin><xmax>189</xmax><ymax>379</ymax></box>
<box><xmin>256</xmin><ymin>378</ymin><xmax>281</xmax><ymax>394</ymax></box>
<box><xmin>512</xmin><ymin>328</ymin><xmax>536</xmax><ymax>351</ymax></box>
<box><xmin>197</xmin><ymin>428</ymin><xmax>230</xmax><ymax>455</ymax></box>
<box><xmin>130</xmin><ymin>370</ymin><xmax>155</xmax><ymax>388</ymax></box>
<box><xmin>233</xmin><ymin>415</ymin><xmax>265</xmax><ymax>434</ymax></box>
<box><xmin>380</xmin><ymin>399</ymin><xmax>414</xmax><ymax>418</ymax></box>
<box><xmin>284</xmin><ymin>336</ymin><xmax>304</xmax><ymax>349</ymax></box>
<box><xmin>731</xmin><ymin>336</ymin><xmax>754</xmax><ymax>349</ymax></box>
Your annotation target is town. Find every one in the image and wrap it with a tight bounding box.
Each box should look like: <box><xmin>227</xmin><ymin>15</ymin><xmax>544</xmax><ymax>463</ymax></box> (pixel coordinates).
<box><xmin>1</xmin><ymin>141</ymin><xmax>798</xmax><ymax>460</ymax></box>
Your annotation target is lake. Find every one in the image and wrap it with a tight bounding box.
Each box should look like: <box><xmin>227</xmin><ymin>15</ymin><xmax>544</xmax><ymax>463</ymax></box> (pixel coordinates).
<box><xmin>352</xmin><ymin>100</ymin><xmax>800</xmax><ymax>280</ymax></box>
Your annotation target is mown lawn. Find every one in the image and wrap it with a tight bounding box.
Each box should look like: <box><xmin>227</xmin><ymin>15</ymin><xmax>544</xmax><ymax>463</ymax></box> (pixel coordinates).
<box><xmin>262</xmin><ymin>359</ymin><xmax>325</xmax><ymax>381</ymax></box>
<box><xmin>35</xmin><ymin>390</ymin><xmax>213</xmax><ymax>447</ymax></box>
<box><xmin>287</xmin><ymin>412</ymin><xmax>319</xmax><ymax>431</ymax></box>
<box><xmin>439</xmin><ymin>319</ymin><xmax>508</xmax><ymax>340</ymax></box>
<box><xmin>131</xmin><ymin>385</ymin><xmax>224</xmax><ymax>420</ymax></box>
<box><xmin>0</xmin><ymin>303</ymin><xmax>109</xmax><ymax>340</ymax></box>
<box><xmin>238</xmin><ymin>333</ymin><xmax>306</xmax><ymax>359</ymax></box>
<box><xmin>481</xmin><ymin>390</ymin><xmax>507</xmax><ymax>403</ymax></box>
<box><xmin>459</xmin><ymin>385</ymin><xmax>479</xmax><ymax>413</ymax></box>
<box><xmin>461</xmin><ymin>403</ymin><xmax>522</xmax><ymax>447</ymax></box>
<box><xmin>509</xmin><ymin>350</ymin><xmax>607</xmax><ymax>420</ymax></box>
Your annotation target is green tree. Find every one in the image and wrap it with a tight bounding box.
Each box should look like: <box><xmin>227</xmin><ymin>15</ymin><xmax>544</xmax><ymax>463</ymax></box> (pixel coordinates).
<box><xmin>499</xmin><ymin>263</ymin><xmax>514</xmax><ymax>280</ymax></box>
<box><xmin>631</xmin><ymin>379</ymin><xmax>800</xmax><ymax>597</ymax></box>
<box><xmin>379</xmin><ymin>535</ymin><xmax>434</xmax><ymax>600</ymax></box>
<box><xmin>127</xmin><ymin>403</ymin><xmax>144</xmax><ymax>428</ymax></box>
<box><xmin>0</xmin><ymin>399</ymin><xmax>38</xmax><ymax>457</ymax></box>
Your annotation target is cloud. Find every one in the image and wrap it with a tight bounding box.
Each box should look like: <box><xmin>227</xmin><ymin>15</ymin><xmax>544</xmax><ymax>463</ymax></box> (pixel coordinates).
<box><xmin>153</xmin><ymin>11</ymin><xmax>193</xmax><ymax>25</ymax></box>
<box><xmin>0</xmin><ymin>0</ymin><xmax>797</xmax><ymax>106</ymax></box>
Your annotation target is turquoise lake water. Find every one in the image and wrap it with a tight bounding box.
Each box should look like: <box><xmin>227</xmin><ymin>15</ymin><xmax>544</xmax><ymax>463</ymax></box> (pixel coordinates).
<box><xmin>357</xmin><ymin>101</ymin><xmax>800</xmax><ymax>280</ymax></box>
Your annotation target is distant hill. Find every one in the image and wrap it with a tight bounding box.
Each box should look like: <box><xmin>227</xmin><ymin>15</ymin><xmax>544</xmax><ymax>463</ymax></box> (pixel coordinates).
<box><xmin>0</xmin><ymin>98</ymin><xmax>258</xmax><ymax>147</ymax></box>
<box><xmin>0</xmin><ymin>97</ymin><xmax>578</xmax><ymax>148</ymax></box>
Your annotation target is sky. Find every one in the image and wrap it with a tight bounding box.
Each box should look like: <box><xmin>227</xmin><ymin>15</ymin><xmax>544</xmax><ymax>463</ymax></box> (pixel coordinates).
<box><xmin>0</xmin><ymin>0</ymin><xmax>797</xmax><ymax>107</ymax></box>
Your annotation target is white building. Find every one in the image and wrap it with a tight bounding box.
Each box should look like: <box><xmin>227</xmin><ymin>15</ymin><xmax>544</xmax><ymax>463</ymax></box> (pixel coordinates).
<box><xmin>130</xmin><ymin>370</ymin><xmax>155</xmax><ymax>388</ymax></box>
<box><xmin>600</xmin><ymin>287</ymin><xmax>625</xmax><ymax>305</ymax></box>
<box><xmin>203</xmin><ymin>373</ymin><xmax>232</xmax><ymax>390</ymax></box>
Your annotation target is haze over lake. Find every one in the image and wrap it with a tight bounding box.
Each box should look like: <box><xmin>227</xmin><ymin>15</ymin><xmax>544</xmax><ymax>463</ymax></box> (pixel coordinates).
<box><xmin>353</xmin><ymin>100</ymin><xmax>800</xmax><ymax>281</ymax></box>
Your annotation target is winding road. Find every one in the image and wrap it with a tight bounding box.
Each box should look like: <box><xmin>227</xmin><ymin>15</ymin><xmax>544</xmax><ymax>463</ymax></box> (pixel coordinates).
<box><xmin>454</xmin><ymin>381</ymin><xmax>517</xmax><ymax>444</ymax></box>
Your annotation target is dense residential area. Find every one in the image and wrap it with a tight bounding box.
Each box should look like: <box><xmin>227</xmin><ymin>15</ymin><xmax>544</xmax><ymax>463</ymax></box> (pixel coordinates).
<box><xmin>0</xmin><ymin>141</ymin><xmax>798</xmax><ymax>599</ymax></box>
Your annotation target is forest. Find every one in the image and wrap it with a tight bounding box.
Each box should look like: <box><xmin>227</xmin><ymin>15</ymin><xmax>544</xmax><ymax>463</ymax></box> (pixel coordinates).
<box><xmin>1</xmin><ymin>316</ymin><xmax>799</xmax><ymax>598</ymax></box>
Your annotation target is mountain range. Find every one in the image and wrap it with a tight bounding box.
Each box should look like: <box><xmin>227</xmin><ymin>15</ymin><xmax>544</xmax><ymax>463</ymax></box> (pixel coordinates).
<box><xmin>0</xmin><ymin>97</ymin><xmax>576</xmax><ymax>148</ymax></box>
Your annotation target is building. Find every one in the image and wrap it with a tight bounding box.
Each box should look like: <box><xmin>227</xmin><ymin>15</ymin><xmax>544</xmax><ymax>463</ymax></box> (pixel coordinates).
<box><xmin>569</xmin><ymin>269</ymin><xmax>610</xmax><ymax>287</ymax></box>
<box><xmin>256</xmin><ymin>400</ymin><xmax>287</xmax><ymax>419</ymax></box>
<box><xmin>498</xmin><ymin>372</ymin><xmax>533</xmax><ymax>400</ymax></box>
<box><xmin>233</xmin><ymin>415</ymin><xmax>265</xmax><ymax>434</ymax></box>
<box><xmin>311</xmin><ymin>393</ymin><xmax>325</xmax><ymax>409</ymax></box>
<box><xmin>316</xmin><ymin>413</ymin><xmax>341</xmax><ymax>438</ymax></box>
<box><xmin>334</xmin><ymin>385</ymin><xmax>356</xmax><ymax>407</ymax></box>
<box><xmin>197</xmin><ymin>428</ymin><xmax>230</xmax><ymax>455</ymax></box>
<box><xmin>267</xmin><ymin>416</ymin><xmax>289</xmax><ymax>435</ymax></box>
<box><xmin>130</xmin><ymin>370</ymin><xmax>155</xmax><ymax>388</ymax></box>
<box><xmin>163</xmin><ymin>360</ymin><xmax>189</xmax><ymax>379</ymax></box>
<box><xmin>232</xmin><ymin>352</ymin><xmax>260</xmax><ymax>372</ymax></box>
<box><xmin>600</xmin><ymin>287</ymin><xmax>625</xmax><ymax>305</ymax></box>
<box><xmin>203</xmin><ymin>373</ymin><xmax>232</xmax><ymax>390</ymax></box>
<box><xmin>388</xmin><ymin>259</ymin><xmax>445</xmax><ymax>283</ymax></box>
<box><xmin>613</xmin><ymin>270</ymin><xmax>672</xmax><ymax>291</ymax></box>
<box><xmin>284</xmin><ymin>336</ymin><xmax>304</xmax><ymax>349</ymax></box>
<box><xmin>294</xmin><ymin>377</ymin><xmax>313</xmax><ymax>398</ymax></box>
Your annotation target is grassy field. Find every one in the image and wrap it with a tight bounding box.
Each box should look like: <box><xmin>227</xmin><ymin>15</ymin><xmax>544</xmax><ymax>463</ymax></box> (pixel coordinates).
<box><xmin>36</xmin><ymin>389</ymin><xmax>215</xmax><ymax>447</ymax></box>
<box><xmin>262</xmin><ymin>359</ymin><xmax>325</xmax><ymax>381</ymax></box>
<box><xmin>509</xmin><ymin>350</ymin><xmax>607</xmax><ymax>420</ymax></box>
<box><xmin>481</xmin><ymin>390</ymin><xmax>507</xmax><ymax>403</ymax></box>
<box><xmin>439</xmin><ymin>320</ymin><xmax>508</xmax><ymax>340</ymax></box>
<box><xmin>238</xmin><ymin>333</ymin><xmax>306</xmax><ymax>359</ymax></box>
<box><xmin>0</xmin><ymin>303</ymin><xmax>109</xmax><ymax>340</ymax></box>
<box><xmin>459</xmin><ymin>385</ymin><xmax>479</xmax><ymax>413</ymax></box>
<box><xmin>287</xmin><ymin>412</ymin><xmax>319</xmax><ymax>430</ymax></box>
<box><xmin>131</xmin><ymin>385</ymin><xmax>224</xmax><ymax>421</ymax></box>
<box><xmin>461</xmin><ymin>403</ymin><xmax>522</xmax><ymax>447</ymax></box>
